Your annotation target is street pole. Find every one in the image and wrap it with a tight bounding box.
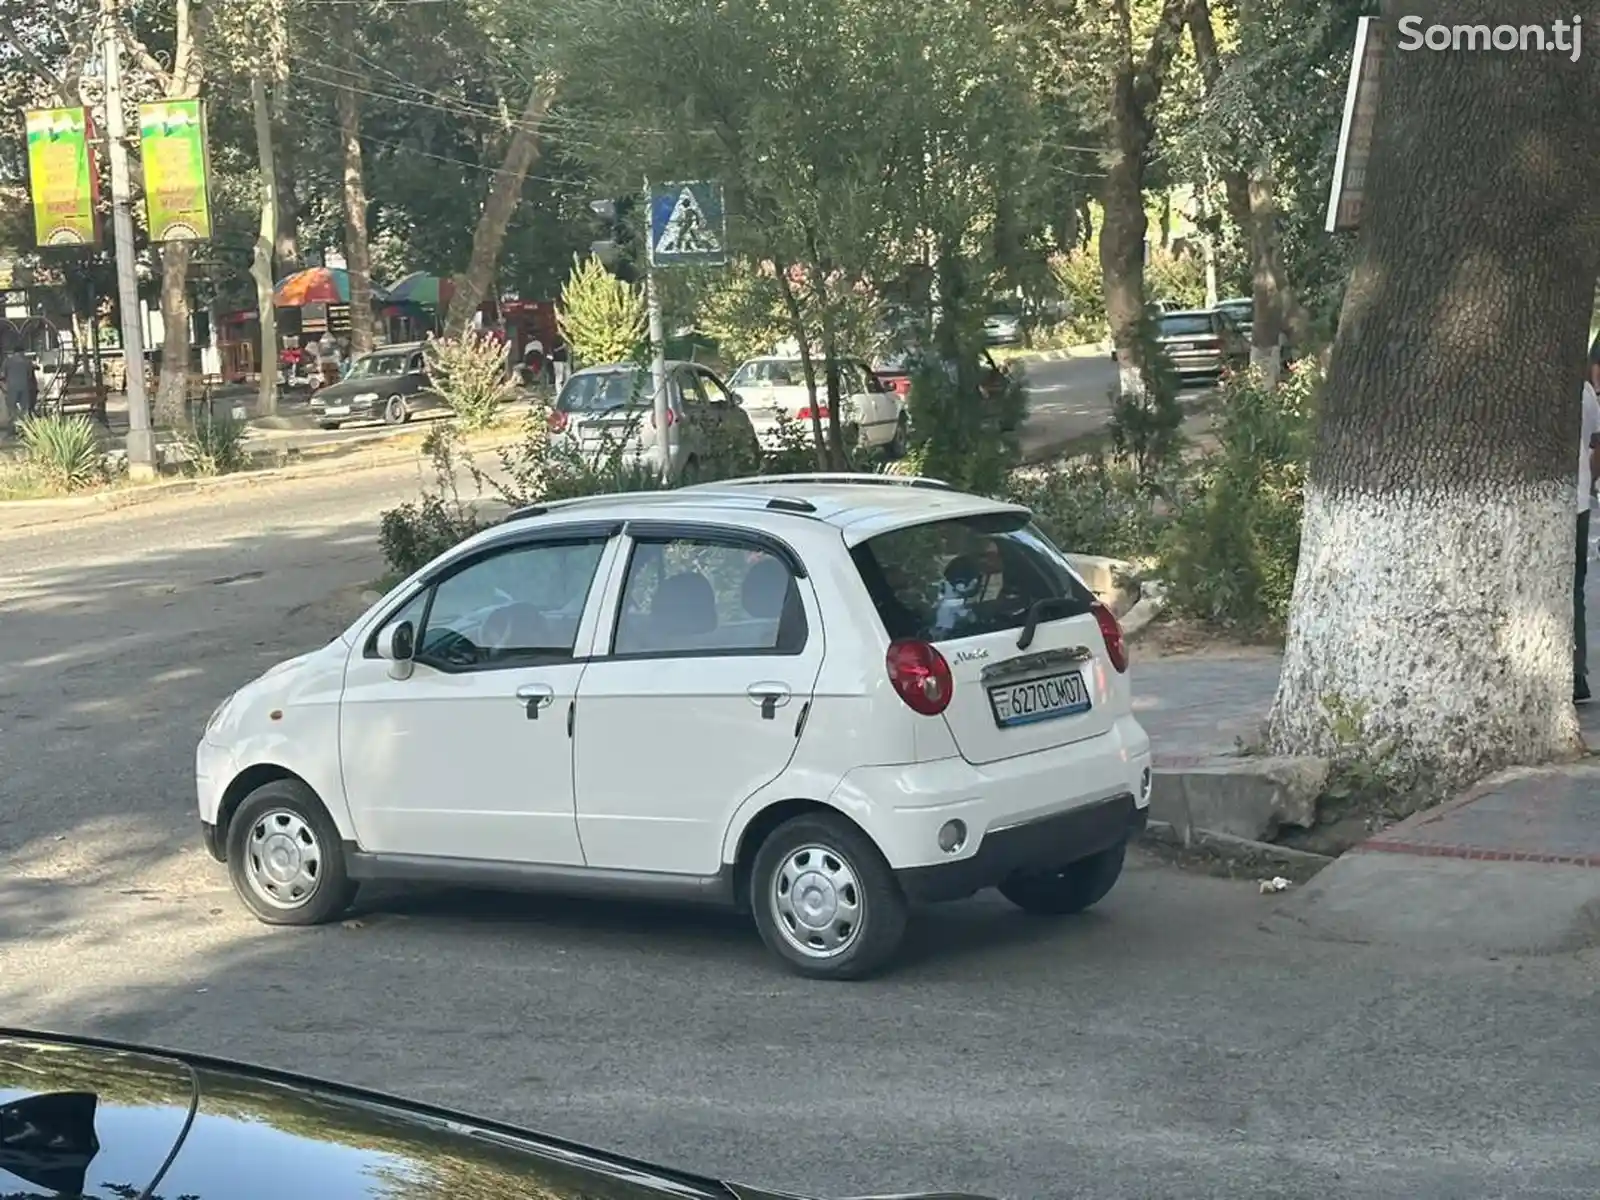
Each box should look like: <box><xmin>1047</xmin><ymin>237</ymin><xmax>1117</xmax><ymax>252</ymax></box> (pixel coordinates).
<box><xmin>100</xmin><ymin>0</ymin><xmax>156</xmax><ymax>479</ymax></box>
<box><xmin>643</xmin><ymin>181</ymin><xmax>670</xmax><ymax>484</ymax></box>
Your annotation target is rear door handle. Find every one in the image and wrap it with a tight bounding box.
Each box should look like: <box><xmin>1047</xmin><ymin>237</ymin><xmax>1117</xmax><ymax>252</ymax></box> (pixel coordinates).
<box><xmin>516</xmin><ymin>682</ymin><xmax>555</xmax><ymax>719</ymax></box>
<box><xmin>746</xmin><ymin>683</ymin><xmax>792</xmax><ymax>720</ymax></box>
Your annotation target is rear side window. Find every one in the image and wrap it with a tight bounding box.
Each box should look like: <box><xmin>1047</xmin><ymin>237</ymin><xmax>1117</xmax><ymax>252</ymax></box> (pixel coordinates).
<box><xmin>849</xmin><ymin>514</ymin><xmax>1095</xmax><ymax>643</ymax></box>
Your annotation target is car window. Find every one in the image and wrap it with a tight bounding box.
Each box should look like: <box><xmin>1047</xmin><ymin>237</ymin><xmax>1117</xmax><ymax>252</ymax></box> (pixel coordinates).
<box><xmin>557</xmin><ymin>369</ymin><xmax>647</xmax><ymax>413</ymax></box>
<box><xmin>836</xmin><ymin>362</ymin><xmax>862</xmax><ymax>394</ymax></box>
<box><xmin>611</xmin><ymin>537</ymin><xmax>807</xmax><ymax>657</ymax></box>
<box><xmin>862</xmin><ymin>366</ymin><xmax>886</xmax><ymax>394</ymax></box>
<box><xmin>849</xmin><ymin>514</ymin><xmax>1095</xmax><ymax>643</ymax></box>
<box><xmin>729</xmin><ymin>359</ymin><xmax>803</xmax><ymax>387</ymax></box>
<box><xmin>677</xmin><ymin>369</ymin><xmax>708</xmax><ymax>409</ymax></box>
<box><xmin>413</xmin><ymin>539</ymin><xmax>609</xmax><ymax>669</ymax></box>
<box><xmin>698</xmin><ymin>370</ymin><xmax>734</xmax><ymax>403</ymax></box>
<box><xmin>1158</xmin><ymin>314</ymin><xmax>1216</xmax><ymax>338</ymax></box>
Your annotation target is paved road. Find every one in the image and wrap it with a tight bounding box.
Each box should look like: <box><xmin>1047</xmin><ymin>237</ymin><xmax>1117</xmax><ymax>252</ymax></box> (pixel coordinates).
<box><xmin>3</xmin><ymin>466</ymin><xmax>1600</xmax><ymax>1200</ymax></box>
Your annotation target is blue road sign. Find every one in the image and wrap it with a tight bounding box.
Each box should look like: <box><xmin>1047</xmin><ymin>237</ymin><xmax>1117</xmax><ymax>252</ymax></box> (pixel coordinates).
<box><xmin>648</xmin><ymin>180</ymin><xmax>726</xmax><ymax>268</ymax></box>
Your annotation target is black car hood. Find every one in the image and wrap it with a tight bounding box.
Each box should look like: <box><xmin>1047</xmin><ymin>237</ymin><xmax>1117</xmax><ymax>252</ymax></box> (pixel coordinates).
<box><xmin>318</xmin><ymin>373</ymin><xmax>415</xmax><ymax>400</ymax></box>
<box><xmin>0</xmin><ymin>1032</ymin><xmax>997</xmax><ymax>1200</ymax></box>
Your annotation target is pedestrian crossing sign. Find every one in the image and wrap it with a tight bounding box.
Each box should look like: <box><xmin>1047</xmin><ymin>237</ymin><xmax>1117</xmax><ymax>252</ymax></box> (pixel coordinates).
<box><xmin>648</xmin><ymin>180</ymin><xmax>726</xmax><ymax>268</ymax></box>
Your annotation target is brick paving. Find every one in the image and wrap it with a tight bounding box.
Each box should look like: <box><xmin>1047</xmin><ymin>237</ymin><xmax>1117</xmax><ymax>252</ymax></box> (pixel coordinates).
<box><xmin>1363</xmin><ymin>767</ymin><xmax>1600</xmax><ymax>866</ymax></box>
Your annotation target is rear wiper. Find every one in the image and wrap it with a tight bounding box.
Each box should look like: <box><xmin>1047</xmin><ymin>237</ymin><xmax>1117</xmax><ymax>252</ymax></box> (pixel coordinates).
<box><xmin>1016</xmin><ymin>596</ymin><xmax>1081</xmax><ymax>650</ymax></box>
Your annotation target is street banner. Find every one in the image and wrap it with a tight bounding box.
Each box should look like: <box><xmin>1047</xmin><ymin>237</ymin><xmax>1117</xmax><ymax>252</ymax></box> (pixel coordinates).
<box><xmin>140</xmin><ymin>99</ymin><xmax>214</xmax><ymax>241</ymax></box>
<box><xmin>24</xmin><ymin>107</ymin><xmax>101</xmax><ymax>247</ymax></box>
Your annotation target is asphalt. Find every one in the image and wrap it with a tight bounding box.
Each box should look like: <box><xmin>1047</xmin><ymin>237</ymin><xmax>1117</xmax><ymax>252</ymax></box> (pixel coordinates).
<box><xmin>3</xmin><ymin>401</ymin><xmax>1600</xmax><ymax>1198</ymax></box>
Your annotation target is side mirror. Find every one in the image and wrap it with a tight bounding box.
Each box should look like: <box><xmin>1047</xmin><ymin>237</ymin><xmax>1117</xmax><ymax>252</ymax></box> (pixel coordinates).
<box><xmin>377</xmin><ymin>619</ymin><xmax>416</xmax><ymax>680</ymax></box>
<box><xmin>730</xmin><ymin>391</ymin><xmax>745</xmax><ymax>407</ymax></box>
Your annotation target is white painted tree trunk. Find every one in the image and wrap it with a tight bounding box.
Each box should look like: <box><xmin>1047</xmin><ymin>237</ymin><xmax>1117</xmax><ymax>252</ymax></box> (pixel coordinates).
<box><xmin>1249</xmin><ymin>343</ymin><xmax>1280</xmax><ymax>388</ymax></box>
<box><xmin>1267</xmin><ymin>482</ymin><xmax>1582</xmax><ymax>784</ymax></box>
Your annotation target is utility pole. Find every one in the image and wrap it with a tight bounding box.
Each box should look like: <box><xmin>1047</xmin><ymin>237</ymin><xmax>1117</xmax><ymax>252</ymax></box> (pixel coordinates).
<box><xmin>100</xmin><ymin>0</ymin><xmax>156</xmax><ymax>479</ymax></box>
<box><xmin>642</xmin><ymin>181</ymin><xmax>669</xmax><ymax>484</ymax></box>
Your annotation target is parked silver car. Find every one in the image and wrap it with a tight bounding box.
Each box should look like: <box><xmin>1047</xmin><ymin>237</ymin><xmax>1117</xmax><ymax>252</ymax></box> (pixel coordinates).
<box><xmin>548</xmin><ymin>360</ymin><xmax>761</xmax><ymax>482</ymax></box>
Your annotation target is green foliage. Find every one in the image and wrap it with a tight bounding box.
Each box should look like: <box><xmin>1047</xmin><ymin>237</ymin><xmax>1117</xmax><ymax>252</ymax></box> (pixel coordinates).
<box><xmin>1159</xmin><ymin>361</ymin><xmax>1318</xmax><ymax>632</ymax></box>
<box><xmin>18</xmin><ymin>414</ymin><xmax>105</xmax><ymax>493</ymax></box>
<box><xmin>1006</xmin><ymin>456</ymin><xmax>1167</xmax><ymax>561</ymax></box>
<box><xmin>1107</xmin><ymin>310</ymin><xmax>1186</xmax><ymax>482</ymax></box>
<box><xmin>376</xmin><ymin>428</ymin><xmax>487</xmax><ymax>578</ymax></box>
<box><xmin>1144</xmin><ymin>249</ymin><xmax>1208</xmax><ymax>310</ymax></box>
<box><xmin>909</xmin><ymin>357</ymin><xmax>1026</xmax><ymax>498</ymax></box>
<box><xmin>176</xmin><ymin>408</ymin><xmax>248</xmax><ymax>476</ymax></box>
<box><xmin>558</xmin><ymin>256</ymin><xmax>647</xmax><ymax>368</ymax></box>
<box><xmin>697</xmin><ymin>261</ymin><xmax>790</xmax><ymax>366</ymax></box>
<box><xmin>1049</xmin><ymin>252</ymin><xmax>1107</xmax><ymax>343</ymax></box>
<box><xmin>423</xmin><ymin>333</ymin><xmax>516</xmax><ymax>431</ymax></box>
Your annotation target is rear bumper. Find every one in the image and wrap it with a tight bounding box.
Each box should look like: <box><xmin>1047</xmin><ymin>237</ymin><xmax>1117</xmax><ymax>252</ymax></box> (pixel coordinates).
<box><xmin>896</xmin><ymin>792</ymin><xmax>1146</xmax><ymax>904</ymax></box>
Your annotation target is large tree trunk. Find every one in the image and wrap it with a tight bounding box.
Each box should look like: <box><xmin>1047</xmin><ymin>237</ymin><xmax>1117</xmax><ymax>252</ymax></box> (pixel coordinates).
<box><xmin>1101</xmin><ymin>0</ymin><xmax>1191</xmax><ymax>396</ymax></box>
<box><xmin>250</xmin><ymin>76</ymin><xmax>280</xmax><ymax>417</ymax></box>
<box><xmin>154</xmin><ymin>243</ymin><xmax>192</xmax><ymax>425</ymax></box>
<box><xmin>443</xmin><ymin>81</ymin><xmax>556</xmax><ymax>337</ymax></box>
<box><xmin>1266</xmin><ymin>0</ymin><xmax>1600</xmax><ymax>793</ymax></box>
<box><xmin>336</xmin><ymin>71</ymin><xmax>376</xmax><ymax>353</ymax></box>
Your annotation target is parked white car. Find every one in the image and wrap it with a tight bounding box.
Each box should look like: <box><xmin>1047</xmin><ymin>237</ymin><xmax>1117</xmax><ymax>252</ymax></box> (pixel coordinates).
<box><xmin>549</xmin><ymin>360</ymin><xmax>761</xmax><ymax>483</ymax></box>
<box><xmin>196</xmin><ymin>474</ymin><xmax>1152</xmax><ymax>979</ymax></box>
<box><xmin>728</xmin><ymin>356</ymin><xmax>908</xmax><ymax>458</ymax></box>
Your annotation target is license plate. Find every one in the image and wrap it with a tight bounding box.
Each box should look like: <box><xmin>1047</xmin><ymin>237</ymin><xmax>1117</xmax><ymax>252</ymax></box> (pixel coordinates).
<box><xmin>987</xmin><ymin>671</ymin><xmax>1091</xmax><ymax>728</ymax></box>
<box><xmin>1169</xmin><ymin>342</ymin><xmax>1196</xmax><ymax>352</ymax></box>
<box><xmin>324</xmin><ymin>405</ymin><xmax>350</xmax><ymax>417</ymax></box>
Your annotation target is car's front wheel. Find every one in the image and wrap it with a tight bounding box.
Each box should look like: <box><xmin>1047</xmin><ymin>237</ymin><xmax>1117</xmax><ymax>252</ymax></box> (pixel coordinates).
<box><xmin>750</xmin><ymin>813</ymin><xmax>907</xmax><ymax>980</ymax></box>
<box><xmin>318</xmin><ymin>421</ymin><xmax>340</xmax><ymax>431</ymax></box>
<box><xmin>226</xmin><ymin>778</ymin><xmax>358</xmax><ymax>926</ymax></box>
<box><xmin>998</xmin><ymin>841</ymin><xmax>1126</xmax><ymax>916</ymax></box>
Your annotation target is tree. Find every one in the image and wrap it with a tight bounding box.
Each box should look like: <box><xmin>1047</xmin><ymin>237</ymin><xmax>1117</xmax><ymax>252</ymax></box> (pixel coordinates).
<box><xmin>333</xmin><ymin>31</ymin><xmax>376</xmax><ymax>353</ymax></box>
<box><xmin>1265</xmin><ymin>0</ymin><xmax>1600</xmax><ymax>793</ymax></box>
<box><xmin>556</xmin><ymin>255</ymin><xmax>645</xmax><ymax>366</ymax></box>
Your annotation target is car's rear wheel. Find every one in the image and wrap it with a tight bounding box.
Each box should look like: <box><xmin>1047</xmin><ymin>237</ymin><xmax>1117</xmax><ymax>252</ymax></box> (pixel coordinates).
<box><xmin>383</xmin><ymin>394</ymin><xmax>408</xmax><ymax>425</ymax></box>
<box><xmin>998</xmin><ymin>841</ymin><xmax>1126</xmax><ymax>916</ymax></box>
<box><xmin>318</xmin><ymin>421</ymin><xmax>340</xmax><ymax>431</ymax></box>
<box><xmin>226</xmin><ymin>778</ymin><xmax>358</xmax><ymax>926</ymax></box>
<box><xmin>751</xmin><ymin>813</ymin><xmax>907</xmax><ymax>980</ymax></box>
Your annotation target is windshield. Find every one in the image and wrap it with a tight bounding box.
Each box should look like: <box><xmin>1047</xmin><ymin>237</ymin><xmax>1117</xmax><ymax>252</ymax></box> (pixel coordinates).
<box><xmin>1158</xmin><ymin>314</ymin><xmax>1216</xmax><ymax>338</ymax></box>
<box><xmin>849</xmin><ymin>513</ymin><xmax>1094</xmax><ymax>643</ymax></box>
<box><xmin>729</xmin><ymin>359</ymin><xmax>803</xmax><ymax>387</ymax></box>
<box><xmin>349</xmin><ymin>352</ymin><xmax>414</xmax><ymax>378</ymax></box>
<box><xmin>556</xmin><ymin>369</ymin><xmax>647</xmax><ymax>413</ymax></box>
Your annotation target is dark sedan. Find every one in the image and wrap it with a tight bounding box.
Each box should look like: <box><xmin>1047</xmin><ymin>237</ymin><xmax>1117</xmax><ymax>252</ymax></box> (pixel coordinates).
<box><xmin>312</xmin><ymin>342</ymin><xmax>441</xmax><ymax>430</ymax></box>
<box><xmin>0</xmin><ymin>1029</ymin><xmax>991</xmax><ymax>1200</ymax></box>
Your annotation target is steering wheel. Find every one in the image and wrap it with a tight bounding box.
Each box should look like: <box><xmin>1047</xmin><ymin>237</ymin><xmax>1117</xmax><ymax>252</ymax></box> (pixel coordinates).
<box><xmin>424</xmin><ymin>627</ymin><xmax>480</xmax><ymax>668</ymax></box>
<box><xmin>480</xmin><ymin>602</ymin><xmax>550</xmax><ymax>655</ymax></box>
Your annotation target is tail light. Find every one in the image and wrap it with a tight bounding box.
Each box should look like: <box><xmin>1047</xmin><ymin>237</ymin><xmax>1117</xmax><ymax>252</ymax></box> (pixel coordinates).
<box><xmin>547</xmin><ymin>409</ymin><xmax>568</xmax><ymax>433</ymax></box>
<box><xmin>886</xmin><ymin>639</ymin><xmax>953</xmax><ymax>715</ymax></box>
<box><xmin>1091</xmin><ymin>601</ymin><xmax>1128</xmax><ymax>673</ymax></box>
<box><xmin>796</xmin><ymin>406</ymin><xmax>830</xmax><ymax>421</ymax></box>
<box><xmin>648</xmin><ymin>408</ymin><xmax>677</xmax><ymax>428</ymax></box>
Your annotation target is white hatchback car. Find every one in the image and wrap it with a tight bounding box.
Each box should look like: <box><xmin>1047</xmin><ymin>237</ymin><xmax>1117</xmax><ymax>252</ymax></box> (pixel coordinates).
<box><xmin>197</xmin><ymin>474</ymin><xmax>1153</xmax><ymax>979</ymax></box>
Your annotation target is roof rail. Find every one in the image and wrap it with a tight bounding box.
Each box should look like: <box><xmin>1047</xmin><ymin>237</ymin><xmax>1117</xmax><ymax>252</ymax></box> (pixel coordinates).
<box><xmin>714</xmin><ymin>472</ymin><xmax>954</xmax><ymax>491</ymax></box>
<box><xmin>500</xmin><ymin>489</ymin><xmax>823</xmax><ymax>524</ymax></box>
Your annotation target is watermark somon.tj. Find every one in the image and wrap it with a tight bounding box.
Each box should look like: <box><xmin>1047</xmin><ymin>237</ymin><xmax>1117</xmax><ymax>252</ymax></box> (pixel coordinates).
<box><xmin>1397</xmin><ymin>15</ymin><xmax>1583</xmax><ymax>61</ymax></box>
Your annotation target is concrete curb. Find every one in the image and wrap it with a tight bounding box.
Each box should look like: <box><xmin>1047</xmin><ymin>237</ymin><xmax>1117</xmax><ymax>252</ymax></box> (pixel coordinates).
<box><xmin>998</xmin><ymin>343</ymin><xmax>1107</xmax><ymax>365</ymax></box>
<box><xmin>1140</xmin><ymin>819</ymin><xmax>1334</xmax><ymax>885</ymax></box>
<box><xmin>1122</xmin><ymin>579</ymin><xmax>1168</xmax><ymax>637</ymax></box>
<box><xmin>0</xmin><ymin>434</ymin><xmax>521</xmax><ymax>534</ymax></box>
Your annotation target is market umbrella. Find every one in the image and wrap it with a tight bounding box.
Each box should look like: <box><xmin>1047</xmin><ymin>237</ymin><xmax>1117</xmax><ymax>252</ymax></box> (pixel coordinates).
<box><xmin>273</xmin><ymin>267</ymin><xmax>388</xmax><ymax>307</ymax></box>
<box><xmin>384</xmin><ymin>271</ymin><xmax>455</xmax><ymax>310</ymax></box>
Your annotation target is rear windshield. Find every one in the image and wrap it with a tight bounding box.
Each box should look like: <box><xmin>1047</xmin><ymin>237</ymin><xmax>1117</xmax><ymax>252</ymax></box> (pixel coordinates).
<box><xmin>849</xmin><ymin>513</ymin><xmax>1095</xmax><ymax>643</ymax></box>
<box><xmin>729</xmin><ymin>359</ymin><xmax>803</xmax><ymax>387</ymax></box>
<box><xmin>1159</xmin><ymin>314</ymin><xmax>1215</xmax><ymax>338</ymax></box>
<box><xmin>557</xmin><ymin>369</ymin><xmax>646</xmax><ymax>413</ymax></box>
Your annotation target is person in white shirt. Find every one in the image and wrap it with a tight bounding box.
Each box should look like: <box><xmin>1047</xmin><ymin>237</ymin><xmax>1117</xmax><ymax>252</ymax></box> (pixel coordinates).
<box><xmin>1575</xmin><ymin>346</ymin><xmax>1600</xmax><ymax>703</ymax></box>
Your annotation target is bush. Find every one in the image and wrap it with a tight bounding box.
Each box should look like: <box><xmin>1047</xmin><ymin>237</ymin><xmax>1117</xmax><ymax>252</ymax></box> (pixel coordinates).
<box><xmin>1158</xmin><ymin>361</ymin><xmax>1317</xmax><ymax>631</ymax></box>
<box><xmin>176</xmin><ymin>407</ymin><xmax>248</xmax><ymax>476</ymax></box>
<box><xmin>1107</xmin><ymin>308</ymin><xmax>1186</xmax><ymax>482</ymax></box>
<box><xmin>1049</xmin><ymin>252</ymin><xmax>1106</xmax><ymax>344</ymax></box>
<box><xmin>19</xmin><ymin>413</ymin><xmax>104</xmax><ymax>492</ymax></box>
<box><xmin>1144</xmin><ymin>249</ymin><xmax>1207</xmax><ymax>309</ymax></box>
<box><xmin>558</xmin><ymin>254</ymin><xmax>647</xmax><ymax>368</ymax></box>
<box><xmin>424</xmin><ymin>332</ymin><xmax>516</xmax><ymax>431</ymax></box>
<box><xmin>1006</xmin><ymin>455</ymin><xmax>1169</xmax><ymax>561</ymax></box>
<box><xmin>376</xmin><ymin>427</ymin><xmax>486</xmax><ymax>577</ymax></box>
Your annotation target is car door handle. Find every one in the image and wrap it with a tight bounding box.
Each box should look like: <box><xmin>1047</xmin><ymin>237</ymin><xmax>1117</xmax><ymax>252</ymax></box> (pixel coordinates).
<box><xmin>516</xmin><ymin>683</ymin><xmax>555</xmax><ymax>719</ymax></box>
<box><xmin>747</xmin><ymin>683</ymin><xmax>792</xmax><ymax>720</ymax></box>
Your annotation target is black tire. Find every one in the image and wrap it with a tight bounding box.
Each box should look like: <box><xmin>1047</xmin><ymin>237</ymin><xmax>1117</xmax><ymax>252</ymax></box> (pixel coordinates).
<box><xmin>318</xmin><ymin>421</ymin><xmax>340</xmax><ymax>431</ymax></box>
<box><xmin>750</xmin><ymin>812</ymin><xmax>907</xmax><ymax>980</ymax></box>
<box><xmin>998</xmin><ymin>840</ymin><xmax>1126</xmax><ymax>916</ymax></box>
<box><xmin>225</xmin><ymin>778</ymin><xmax>358</xmax><ymax>927</ymax></box>
<box><xmin>383</xmin><ymin>394</ymin><xmax>408</xmax><ymax>425</ymax></box>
